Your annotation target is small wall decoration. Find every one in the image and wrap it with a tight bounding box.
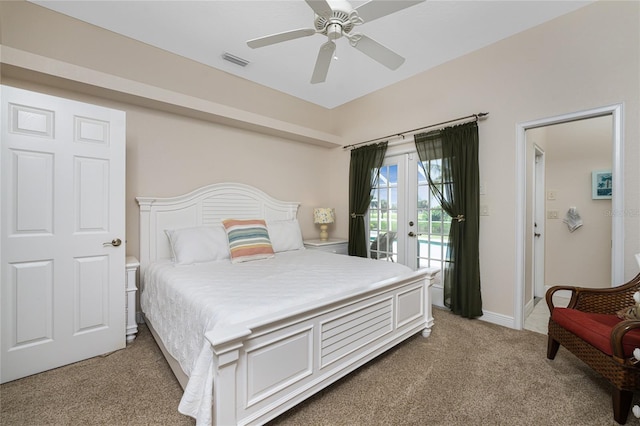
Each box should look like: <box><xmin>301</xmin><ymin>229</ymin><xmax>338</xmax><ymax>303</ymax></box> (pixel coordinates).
<box><xmin>592</xmin><ymin>170</ymin><xmax>612</xmax><ymax>199</ymax></box>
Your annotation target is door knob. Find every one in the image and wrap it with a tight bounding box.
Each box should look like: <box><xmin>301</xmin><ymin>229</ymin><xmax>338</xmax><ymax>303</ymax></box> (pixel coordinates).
<box><xmin>103</xmin><ymin>238</ymin><xmax>122</xmax><ymax>247</ymax></box>
<box><xmin>408</xmin><ymin>232</ymin><xmax>416</xmax><ymax>237</ymax></box>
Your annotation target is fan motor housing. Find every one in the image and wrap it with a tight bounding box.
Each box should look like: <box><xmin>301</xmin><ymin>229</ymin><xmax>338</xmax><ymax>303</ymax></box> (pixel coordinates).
<box><xmin>315</xmin><ymin>10</ymin><xmax>354</xmax><ymax>36</ymax></box>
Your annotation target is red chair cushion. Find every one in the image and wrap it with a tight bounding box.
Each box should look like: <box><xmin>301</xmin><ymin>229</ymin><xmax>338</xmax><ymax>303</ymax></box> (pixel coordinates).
<box><xmin>551</xmin><ymin>307</ymin><xmax>640</xmax><ymax>357</ymax></box>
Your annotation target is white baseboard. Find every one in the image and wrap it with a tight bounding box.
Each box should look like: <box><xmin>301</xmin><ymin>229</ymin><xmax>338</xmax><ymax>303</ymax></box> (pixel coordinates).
<box><xmin>431</xmin><ymin>283</ymin><xmax>517</xmax><ymax>329</ymax></box>
<box><xmin>524</xmin><ymin>297</ymin><xmax>535</xmax><ymax>317</ymax></box>
<box><xmin>478</xmin><ymin>310</ymin><xmax>516</xmax><ymax>329</ymax></box>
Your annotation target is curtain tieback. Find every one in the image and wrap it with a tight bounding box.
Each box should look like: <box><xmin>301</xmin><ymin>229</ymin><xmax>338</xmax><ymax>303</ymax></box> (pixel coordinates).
<box><xmin>350</xmin><ymin>213</ymin><xmax>365</xmax><ymax>218</ymax></box>
<box><xmin>454</xmin><ymin>214</ymin><xmax>465</xmax><ymax>222</ymax></box>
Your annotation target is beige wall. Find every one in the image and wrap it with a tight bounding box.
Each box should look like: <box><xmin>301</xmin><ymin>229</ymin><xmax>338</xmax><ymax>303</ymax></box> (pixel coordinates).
<box><xmin>1</xmin><ymin>0</ymin><xmax>638</xmax><ymax>323</ymax></box>
<box><xmin>0</xmin><ymin>76</ymin><xmax>340</xmax><ymax>259</ymax></box>
<box><xmin>331</xmin><ymin>0</ymin><xmax>640</xmax><ymax>318</ymax></box>
<box><xmin>0</xmin><ymin>0</ymin><xmax>347</xmax><ymax>258</ymax></box>
<box><xmin>544</xmin><ymin>117</ymin><xmax>612</xmax><ymax>287</ymax></box>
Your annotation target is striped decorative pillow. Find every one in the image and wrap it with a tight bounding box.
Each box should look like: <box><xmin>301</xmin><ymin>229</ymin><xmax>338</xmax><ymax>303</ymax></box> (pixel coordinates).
<box><xmin>222</xmin><ymin>219</ymin><xmax>275</xmax><ymax>263</ymax></box>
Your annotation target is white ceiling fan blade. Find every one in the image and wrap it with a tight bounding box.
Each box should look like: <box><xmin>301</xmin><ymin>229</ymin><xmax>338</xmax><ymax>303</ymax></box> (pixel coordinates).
<box><xmin>305</xmin><ymin>0</ymin><xmax>333</xmax><ymax>19</ymax></box>
<box><xmin>352</xmin><ymin>34</ymin><xmax>405</xmax><ymax>70</ymax></box>
<box><xmin>311</xmin><ymin>41</ymin><xmax>336</xmax><ymax>84</ymax></box>
<box><xmin>247</xmin><ymin>28</ymin><xmax>316</xmax><ymax>49</ymax></box>
<box><xmin>355</xmin><ymin>0</ymin><xmax>425</xmax><ymax>23</ymax></box>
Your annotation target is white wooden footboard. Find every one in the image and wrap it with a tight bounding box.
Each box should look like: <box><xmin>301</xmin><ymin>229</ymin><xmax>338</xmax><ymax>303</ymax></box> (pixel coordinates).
<box><xmin>206</xmin><ymin>268</ymin><xmax>438</xmax><ymax>425</ymax></box>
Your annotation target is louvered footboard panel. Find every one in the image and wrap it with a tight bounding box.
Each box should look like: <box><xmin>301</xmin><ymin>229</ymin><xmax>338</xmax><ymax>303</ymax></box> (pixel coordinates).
<box><xmin>320</xmin><ymin>298</ymin><xmax>393</xmax><ymax>367</ymax></box>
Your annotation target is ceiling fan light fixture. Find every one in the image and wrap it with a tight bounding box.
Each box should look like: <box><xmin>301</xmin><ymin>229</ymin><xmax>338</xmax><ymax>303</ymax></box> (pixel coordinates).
<box><xmin>326</xmin><ymin>23</ymin><xmax>342</xmax><ymax>40</ymax></box>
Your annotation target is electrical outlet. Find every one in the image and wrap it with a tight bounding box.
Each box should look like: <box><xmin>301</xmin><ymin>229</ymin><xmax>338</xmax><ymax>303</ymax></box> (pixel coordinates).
<box><xmin>547</xmin><ymin>210</ymin><xmax>559</xmax><ymax>219</ymax></box>
<box><xmin>547</xmin><ymin>190</ymin><xmax>557</xmax><ymax>200</ymax></box>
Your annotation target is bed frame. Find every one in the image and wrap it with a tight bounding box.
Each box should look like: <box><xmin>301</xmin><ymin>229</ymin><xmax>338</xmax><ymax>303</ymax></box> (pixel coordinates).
<box><xmin>136</xmin><ymin>182</ymin><xmax>438</xmax><ymax>425</ymax></box>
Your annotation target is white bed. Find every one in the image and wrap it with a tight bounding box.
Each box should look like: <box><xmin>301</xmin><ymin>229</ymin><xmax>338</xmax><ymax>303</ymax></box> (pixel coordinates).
<box><xmin>136</xmin><ymin>182</ymin><xmax>439</xmax><ymax>425</ymax></box>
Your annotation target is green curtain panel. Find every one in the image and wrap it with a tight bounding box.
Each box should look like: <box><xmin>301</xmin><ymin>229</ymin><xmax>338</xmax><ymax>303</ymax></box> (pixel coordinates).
<box><xmin>348</xmin><ymin>142</ymin><xmax>388</xmax><ymax>257</ymax></box>
<box><xmin>414</xmin><ymin>121</ymin><xmax>482</xmax><ymax>318</ymax></box>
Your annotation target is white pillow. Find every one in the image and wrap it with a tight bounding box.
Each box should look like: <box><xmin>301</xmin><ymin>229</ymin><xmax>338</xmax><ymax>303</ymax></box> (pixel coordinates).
<box><xmin>165</xmin><ymin>225</ymin><xmax>230</xmax><ymax>265</ymax></box>
<box><xmin>267</xmin><ymin>219</ymin><xmax>304</xmax><ymax>253</ymax></box>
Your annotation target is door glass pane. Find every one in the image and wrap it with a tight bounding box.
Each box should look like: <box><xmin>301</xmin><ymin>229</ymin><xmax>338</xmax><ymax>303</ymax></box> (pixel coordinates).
<box><xmin>370</xmin><ymin>164</ymin><xmax>398</xmax><ymax>262</ymax></box>
<box><xmin>417</xmin><ymin>160</ymin><xmax>451</xmax><ymax>270</ymax></box>
<box><xmin>429</xmin><ymin>159</ymin><xmax>443</xmax><ymax>183</ymax></box>
<box><xmin>368</xmin><ymin>156</ymin><xmax>453</xmax><ymax>272</ymax></box>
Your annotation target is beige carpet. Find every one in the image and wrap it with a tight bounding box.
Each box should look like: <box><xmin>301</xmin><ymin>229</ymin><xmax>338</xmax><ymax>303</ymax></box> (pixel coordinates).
<box><xmin>1</xmin><ymin>308</ymin><xmax>636</xmax><ymax>425</ymax></box>
<box><xmin>0</xmin><ymin>318</ymin><xmax>193</xmax><ymax>426</ymax></box>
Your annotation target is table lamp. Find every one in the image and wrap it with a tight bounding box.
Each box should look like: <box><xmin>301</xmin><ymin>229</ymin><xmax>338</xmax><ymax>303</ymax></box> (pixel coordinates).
<box><xmin>313</xmin><ymin>208</ymin><xmax>335</xmax><ymax>241</ymax></box>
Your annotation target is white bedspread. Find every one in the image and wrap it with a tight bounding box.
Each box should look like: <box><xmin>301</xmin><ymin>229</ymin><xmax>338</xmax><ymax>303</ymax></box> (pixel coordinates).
<box><xmin>141</xmin><ymin>249</ymin><xmax>413</xmax><ymax>425</ymax></box>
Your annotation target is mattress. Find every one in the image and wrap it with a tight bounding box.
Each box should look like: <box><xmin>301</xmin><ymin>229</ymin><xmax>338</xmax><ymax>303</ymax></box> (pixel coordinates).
<box><xmin>141</xmin><ymin>249</ymin><xmax>413</xmax><ymax>424</ymax></box>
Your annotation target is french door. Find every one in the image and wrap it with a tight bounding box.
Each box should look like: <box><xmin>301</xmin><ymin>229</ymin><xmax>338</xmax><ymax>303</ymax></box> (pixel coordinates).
<box><xmin>369</xmin><ymin>152</ymin><xmax>450</xmax><ymax>282</ymax></box>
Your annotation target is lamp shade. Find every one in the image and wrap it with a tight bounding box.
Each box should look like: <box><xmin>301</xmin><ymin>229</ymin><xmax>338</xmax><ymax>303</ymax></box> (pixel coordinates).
<box><xmin>313</xmin><ymin>208</ymin><xmax>335</xmax><ymax>224</ymax></box>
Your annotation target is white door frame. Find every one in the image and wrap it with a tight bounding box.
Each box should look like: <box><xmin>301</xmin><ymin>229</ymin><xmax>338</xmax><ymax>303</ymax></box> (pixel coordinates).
<box><xmin>533</xmin><ymin>145</ymin><xmax>545</xmax><ymax>299</ymax></box>
<box><xmin>514</xmin><ymin>103</ymin><xmax>624</xmax><ymax>329</ymax></box>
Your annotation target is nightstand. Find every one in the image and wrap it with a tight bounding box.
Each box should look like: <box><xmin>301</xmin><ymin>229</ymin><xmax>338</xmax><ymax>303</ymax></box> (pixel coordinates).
<box><xmin>125</xmin><ymin>256</ymin><xmax>140</xmax><ymax>343</ymax></box>
<box><xmin>304</xmin><ymin>238</ymin><xmax>349</xmax><ymax>255</ymax></box>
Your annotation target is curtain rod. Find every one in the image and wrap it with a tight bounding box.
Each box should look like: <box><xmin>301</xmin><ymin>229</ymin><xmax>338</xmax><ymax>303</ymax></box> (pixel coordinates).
<box><xmin>342</xmin><ymin>112</ymin><xmax>489</xmax><ymax>150</ymax></box>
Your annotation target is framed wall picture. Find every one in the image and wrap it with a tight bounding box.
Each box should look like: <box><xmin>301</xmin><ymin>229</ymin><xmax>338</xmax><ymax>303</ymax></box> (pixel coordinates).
<box><xmin>592</xmin><ymin>170</ymin><xmax>612</xmax><ymax>199</ymax></box>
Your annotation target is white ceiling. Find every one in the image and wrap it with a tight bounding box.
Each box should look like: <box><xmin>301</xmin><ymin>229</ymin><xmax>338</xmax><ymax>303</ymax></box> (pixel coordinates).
<box><xmin>31</xmin><ymin>0</ymin><xmax>594</xmax><ymax>109</ymax></box>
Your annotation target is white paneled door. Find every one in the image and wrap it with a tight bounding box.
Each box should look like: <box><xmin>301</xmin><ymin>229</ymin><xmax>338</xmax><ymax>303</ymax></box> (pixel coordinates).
<box><xmin>0</xmin><ymin>86</ymin><xmax>126</xmax><ymax>383</ymax></box>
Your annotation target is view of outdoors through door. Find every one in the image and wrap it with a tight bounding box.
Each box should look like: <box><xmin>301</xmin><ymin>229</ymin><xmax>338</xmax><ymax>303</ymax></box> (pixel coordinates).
<box><xmin>417</xmin><ymin>158</ymin><xmax>452</xmax><ymax>269</ymax></box>
<box><xmin>369</xmin><ymin>164</ymin><xmax>399</xmax><ymax>262</ymax></box>
<box><xmin>369</xmin><ymin>154</ymin><xmax>451</xmax><ymax>274</ymax></box>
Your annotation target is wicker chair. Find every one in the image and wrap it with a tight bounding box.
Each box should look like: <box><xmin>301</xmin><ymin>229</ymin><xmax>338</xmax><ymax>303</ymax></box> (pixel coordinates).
<box><xmin>546</xmin><ymin>273</ymin><xmax>640</xmax><ymax>424</ymax></box>
<box><xmin>370</xmin><ymin>231</ymin><xmax>396</xmax><ymax>261</ymax></box>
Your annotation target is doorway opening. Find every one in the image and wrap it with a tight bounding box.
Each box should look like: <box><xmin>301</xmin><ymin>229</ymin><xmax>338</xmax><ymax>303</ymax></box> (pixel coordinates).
<box><xmin>515</xmin><ymin>104</ymin><xmax>624</xmax><ymax>330</ymax></box>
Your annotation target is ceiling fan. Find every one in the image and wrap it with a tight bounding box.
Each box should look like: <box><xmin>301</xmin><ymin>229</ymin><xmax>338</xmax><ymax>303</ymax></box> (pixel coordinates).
<box><xmin>247</xmin><ymin>0</ymin><xmax>425</xmax><ymax>84</ymax></box>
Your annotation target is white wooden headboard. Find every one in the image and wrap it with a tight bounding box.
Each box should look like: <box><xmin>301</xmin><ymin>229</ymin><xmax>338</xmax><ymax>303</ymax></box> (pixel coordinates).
<box><xmin>136</xmin><ymin>182</ymin><xmax>300</xmax><ymax>273</ymax></box>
